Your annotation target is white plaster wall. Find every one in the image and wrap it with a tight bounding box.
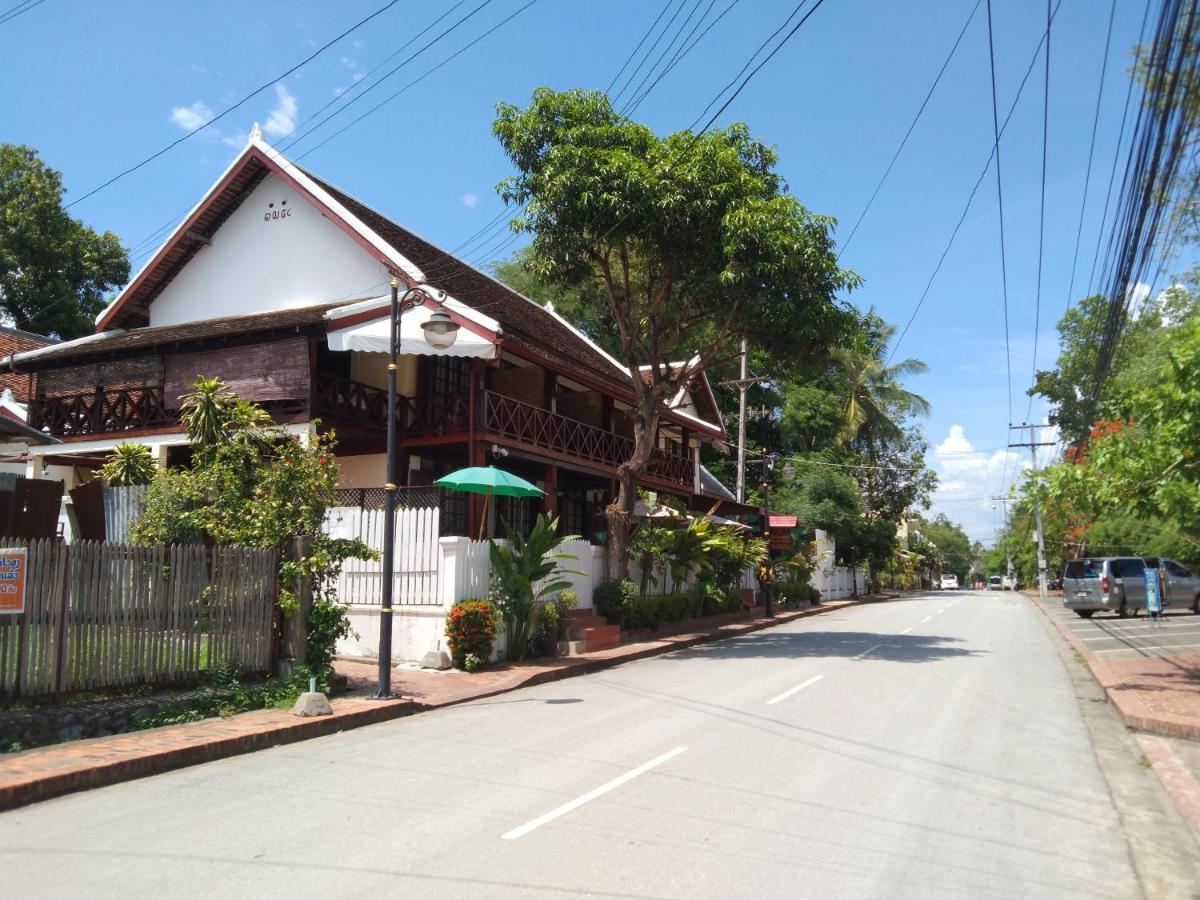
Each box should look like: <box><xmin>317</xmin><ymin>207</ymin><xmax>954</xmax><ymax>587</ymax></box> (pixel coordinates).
<box><xmin>149</xmin><ymin>173</ymin><xmax>388</xmax><ymax>327</ymax></box>
<box><xmin>341</xmin><ymin>606</ymin><xmax>448</xmax><ymax>663</ymax></box>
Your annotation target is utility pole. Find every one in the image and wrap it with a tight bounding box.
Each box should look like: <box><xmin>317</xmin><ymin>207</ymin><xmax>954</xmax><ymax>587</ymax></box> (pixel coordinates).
<box><xmin>991</xmin><ymin>496</ymin><xmax>1016</xmax><ymax>582</ymax></box>
<box><xmin>1009</xmin><ymin>424</ymin><xmax>1056</xmax><ymax>602</ymax></box>
<box><xmin>719</xmin><ymin>340</ymin><xmax>769</xmax><ymax>504</ymax></box>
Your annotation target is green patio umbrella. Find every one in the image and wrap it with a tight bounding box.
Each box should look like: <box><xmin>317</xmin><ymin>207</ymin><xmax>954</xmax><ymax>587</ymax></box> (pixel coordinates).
<box><xmin>435</xmin><ymin>465</ymin><xmax>544</xmax><ymax>540</ymax></box>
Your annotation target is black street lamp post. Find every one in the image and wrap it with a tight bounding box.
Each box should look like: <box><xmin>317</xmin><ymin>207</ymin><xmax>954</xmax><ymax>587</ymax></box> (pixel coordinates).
<box><xmin>757</xmin><ymin>451</ymin><xmax>785</xmax><ymax>620</ymax></box>
<box><xmin>375</xmin><ymin>278</ymin><xmax>459</xmax><ymax>699</ymax></box>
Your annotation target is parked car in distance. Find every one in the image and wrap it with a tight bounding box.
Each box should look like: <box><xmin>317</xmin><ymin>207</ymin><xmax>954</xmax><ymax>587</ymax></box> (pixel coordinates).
<box><xmin>987</xmin><ymin>576</ymin><xmax>1004</xmax><ymax>591</ymax></box>
<box><xmin>1062</xmin><ymin>556</ymin><xmax>1200</xmax><ymax>618</ymax></box>
<box><xmin>940</xmin><ymin>573</ymin><xmax>959</xmax><ymax>590</ymax></box>
<box><xmin>1048</xmin><ymin>576</ymin><xmax>1063</xmax><ymax>590</ymax></box>
<box><xmin>1001</xmin><ymin>575</ymin><xmax>1015</xmax><ymax>590</ymax></box>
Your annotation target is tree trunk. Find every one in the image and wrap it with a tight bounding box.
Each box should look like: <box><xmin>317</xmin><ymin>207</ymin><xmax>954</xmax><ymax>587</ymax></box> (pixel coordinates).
<box><xmin>604</xmin><ymin>399</ymin><xmax>659</xmax><ymax>583</ymax></box>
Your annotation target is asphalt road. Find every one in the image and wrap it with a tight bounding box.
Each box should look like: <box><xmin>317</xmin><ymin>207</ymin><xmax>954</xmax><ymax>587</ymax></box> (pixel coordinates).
<box><xmin>1039</xmin><ymin>592</ymin><xmax>1200</xmax><ymax>660</ymax></box>
<box><xmin>0</xmin><ymin>591</ymin><xmax>1168</xmax><ymax>897</ymax></box>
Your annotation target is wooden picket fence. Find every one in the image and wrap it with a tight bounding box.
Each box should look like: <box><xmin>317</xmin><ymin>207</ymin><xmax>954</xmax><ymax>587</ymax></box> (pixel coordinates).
<box><xmin>0</xmin><ymin>539</ymin><xmax>278</xmax><ymax>699</ymax></box>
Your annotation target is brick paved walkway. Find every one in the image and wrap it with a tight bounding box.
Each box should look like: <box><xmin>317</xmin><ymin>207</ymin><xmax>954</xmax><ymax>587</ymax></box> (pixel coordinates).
<box><xmin>0</xmin><ymin>597</ymin><xmax>878</xmax><ymax>811</ymax></box>
<box><xmin>1028</xmin><ymin>591</ymin><xmax>1200</xmax><ymax>741</ymax></box>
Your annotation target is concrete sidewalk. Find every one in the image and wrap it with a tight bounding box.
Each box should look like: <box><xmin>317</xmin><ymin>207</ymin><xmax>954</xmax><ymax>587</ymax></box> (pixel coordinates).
<box><xmin>0</xmin><ymin>596</ymin><xmax>879</xmax><ymax>811</ymax></box>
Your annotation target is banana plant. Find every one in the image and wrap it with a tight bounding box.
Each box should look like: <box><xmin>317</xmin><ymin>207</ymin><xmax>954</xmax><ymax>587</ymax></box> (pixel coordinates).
<box><xmin>490</xmin><ymin>514</ymin><xmax>581</xmax><ymax>660</ymax></box>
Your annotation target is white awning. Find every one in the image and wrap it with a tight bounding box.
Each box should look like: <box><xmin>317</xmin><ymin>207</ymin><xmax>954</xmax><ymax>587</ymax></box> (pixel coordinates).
<box><xmin>327</xmin><ymin>308</ymin><xmax>497</xmax><ymax>358</ymax></box>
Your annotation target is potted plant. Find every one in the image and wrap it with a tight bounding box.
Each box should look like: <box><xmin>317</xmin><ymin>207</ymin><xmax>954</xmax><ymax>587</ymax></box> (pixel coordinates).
<box><xmin>533</xmin><ymin>602</ymin><xmax>559</xmax><ymax>657</ymax></box>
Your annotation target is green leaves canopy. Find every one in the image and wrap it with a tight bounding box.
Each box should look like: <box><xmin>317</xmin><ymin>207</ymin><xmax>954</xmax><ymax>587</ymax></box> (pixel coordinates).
<box><xmin>492</xmin><ymin>87</ymin><xmax>858</xmax><ymax>388</ymax></box>
<box><xmin>0</xmin><ymin>144</ymin><xmax>128</xmax><ymax>338</ymax></box>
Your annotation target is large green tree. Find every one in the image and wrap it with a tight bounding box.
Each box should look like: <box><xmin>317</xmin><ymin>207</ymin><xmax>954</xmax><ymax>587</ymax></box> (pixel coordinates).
<box><xmin>492</xmin><ymin>88</ymin><xmax>857</xmax><ymax>579</ymax></box>
<box><xmin>0</xmin><ymin>144</ymin><xmax>128</xmax><ymax>338</ymax></box>
<box><xmin>916</xmin><ymin>514</ymin><xmax>974</xmax><ymax>582</ymax></box>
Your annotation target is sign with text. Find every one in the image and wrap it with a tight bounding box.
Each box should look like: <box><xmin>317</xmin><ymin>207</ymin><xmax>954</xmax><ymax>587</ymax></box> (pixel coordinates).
<box><xmin>1145</xmin><ymin>566</ymin><xmax>1163</xmax><ymax>616</ymax></box>
<box><xmin>0</xmin><ymin>548</ymin><xmax>27</xmax><ymax>614</ymax></box>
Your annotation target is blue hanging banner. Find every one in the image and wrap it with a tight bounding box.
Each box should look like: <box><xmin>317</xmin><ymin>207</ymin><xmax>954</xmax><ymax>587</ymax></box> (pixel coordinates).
<box><xmin>1145</xmin><ymin>566</ymin><xmax>1163</xmax><ymax>616</ymax></box>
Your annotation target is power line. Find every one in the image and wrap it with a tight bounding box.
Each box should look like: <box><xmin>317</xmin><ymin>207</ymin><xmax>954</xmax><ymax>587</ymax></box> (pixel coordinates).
<box><xmin>985</xmin><ymin>0</ymin><xmax>1014</xmax><ymax>429</ymax></box>
<box><xmin>289</xmin><ymin>0</ymin><xmax>539</xmax><ymax>163</ymax></box>
<box><xmin>606</xmin><ymin>0</ymin><xmax>676</xmax><ymax>97</ymax></box>
<box><xmin>279</xmin><ymin>0</ymin><xmax>501</xmax><ymax>155</ymax></box>
<box><xmin>620</xmin><ymin>0</ymin><xmax>709</xmax><ymax>114</ymax></box>
<box><xmin>282</xmin><ymin>0</ymin><xmax>473</xmax><ymax>149</ymax></box>
<box><xmin>686</xmin><ymin>0</ymin><xmax>814</xmax><ymax>133</ymax></box>
<box><xmin>122</xmin><ymin>0</ymin><xmax>488</xmax><ymax>268</ymax></box>
<box><xmin>625</xmin><ymin>0</ymin><xmax>743</xmax><ymax>117</ymax></box>
<box><xmin>1025</xmin><ymin>0</ymin><xmax>1051</xmax><ymax>425</ymax></box>
<box><xmin>888</xmin><ymin>0</ymin><xmax>1060</xmax><ymax>366</ymax></box>
<box><xmin>1062</xmin><ymin>0</ymin><xmax>1117</xmax><ymax>316</ymax></box>
<box><xmin>838</xmin><ymin>0</ymin><xmax>982</xmax><ymax>260</ymax></box>
<box><xmin>0</xmin><ymin>0</ymin><xmax>46</xmax><ymax>25</ymax></box>
<box><xmin>64</xmin><ymin>0</ymin><xmax>404</xmax><ymax>209</ymax></box>
<box><xmin>613</xmin><ymin>0</ymin><xmax>690</xmax><ymax>107</ymax></box>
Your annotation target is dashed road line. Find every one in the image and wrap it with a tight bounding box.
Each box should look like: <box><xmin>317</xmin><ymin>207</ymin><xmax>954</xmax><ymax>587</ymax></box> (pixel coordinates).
<box><xmin>502</xmin><ymin>746</ymin><xmax>688</xmax><ymax>840</ymax></box>
<box><xmin>855</xmin><ymin>643</ymin><xmax>883</xmax><ymax>660</ymax></box>
<box><xmin>766</xmin><ymin>674</ymin><xmax>825</xmax><ymax>706</ymax></box>
<box><xmin>898</xmin><ymin>627</ymin><xmax>913</xmax><ymax>635</ymax></box>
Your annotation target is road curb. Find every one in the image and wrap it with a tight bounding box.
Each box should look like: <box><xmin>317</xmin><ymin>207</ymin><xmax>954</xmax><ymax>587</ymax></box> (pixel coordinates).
<box><xmin>1024</xmin><ymin>593</ymin><xmax>1200</xmax><ymax>742</ymax></box>
<box><xmin>0</xmin><ymin>595</ymin><xmax>877</xmax><ymax>812</ymax></box>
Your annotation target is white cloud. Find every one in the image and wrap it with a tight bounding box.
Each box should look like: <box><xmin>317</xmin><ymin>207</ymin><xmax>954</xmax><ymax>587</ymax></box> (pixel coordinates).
<box><xmin>169</xmin><ymin>100</ymin><xmax>214</xmax><ymax>132</ymax></box>
<box><xmin>221</xmin><ymin>132</ymin><xmax>247</xmax><ymax>149</ymax></box>
<box><xmin>927</xmin><ymin>424</ymin><xmax>1030</xmax><ymax>546</ymax></box>
<box><xmin>460</xmin><ymin>192</ymin><xmax>478</xmax><ymax>209</ymax></box>
<box><xmin>352</xmin><ymin>71</ymin><xmax>366</xmax><ymax>82</ymax></box>
<box><xmin>264</xmin><ymin>83</ymin><xmax>298</xmax><ymax>138</ymax></box>
<box><xmin>339</xmin><ymin>56</ymin><xmax>356</xmax><ymax>69</ymax></box>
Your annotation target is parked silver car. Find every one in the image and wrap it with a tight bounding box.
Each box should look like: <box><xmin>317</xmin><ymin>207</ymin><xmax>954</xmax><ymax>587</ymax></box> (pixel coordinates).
<box><xmin>1062</xmin><ymin>556</ymin><xmax>1200</xmax><ymax>618</ymax></box>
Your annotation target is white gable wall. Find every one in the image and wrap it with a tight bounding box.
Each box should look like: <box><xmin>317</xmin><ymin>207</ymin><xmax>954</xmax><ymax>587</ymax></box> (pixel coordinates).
<box><xmin>149</xmin><ymin>173</ymin><xmax>389</xmax><ymax>327</ymax></box>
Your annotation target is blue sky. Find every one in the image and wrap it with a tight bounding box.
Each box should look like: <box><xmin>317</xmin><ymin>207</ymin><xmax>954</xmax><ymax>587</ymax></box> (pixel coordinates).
<box><xmin>1</xmin><ymin>0</ymin><xmax>1167</xmax><ymax>544</ymax></box>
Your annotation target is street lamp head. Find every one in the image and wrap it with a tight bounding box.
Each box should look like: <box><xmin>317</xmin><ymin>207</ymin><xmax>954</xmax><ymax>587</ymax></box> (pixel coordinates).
<box><xmin>421</xmin><ymin>306</ymin><xmax>459</xmax><ymax>350</ymax></box>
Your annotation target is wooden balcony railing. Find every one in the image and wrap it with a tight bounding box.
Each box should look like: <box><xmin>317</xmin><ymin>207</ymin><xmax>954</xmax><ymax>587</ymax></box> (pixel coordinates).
<box><xmin>311</xmin><ymin>371</ymin><xmax>388</xmax><ymax>428</ymax></box>
<box><xmin>28</xmin><ymin>385</ymin><xmax>176</xmax><ymax>438</ymax></box>
<box><xmin>29</xmin><ymin>375</ymin><xmax>691</xmax><ymax>487</ymax></box>
<box><xmin>484</xmin><ymin>391</ymin><xmax>692</xmax><ymax>486</ymax></box>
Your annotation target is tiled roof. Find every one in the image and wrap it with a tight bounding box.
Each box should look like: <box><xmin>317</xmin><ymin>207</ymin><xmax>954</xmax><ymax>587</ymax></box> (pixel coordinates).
<box><xmin>7</xmin><ymin>303</ymin><xmax>350</xmax><ymax>368</ymax></box>
<box><xmin>303</xmin><ymin>172</ymin><xmax>635</xmax><ymax>397</ymax></box>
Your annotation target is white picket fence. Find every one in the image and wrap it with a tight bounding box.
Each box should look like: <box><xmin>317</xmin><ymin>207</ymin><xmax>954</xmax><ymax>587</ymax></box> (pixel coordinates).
<box><xmin>326</xmin><ymin>514</ymin><xmax>863</xmax><ymax>663</ymax></box>
<box><xmin>323</xmin><ymin>506</ymin><xmax>442</xmax><ymax>606</ymax></box>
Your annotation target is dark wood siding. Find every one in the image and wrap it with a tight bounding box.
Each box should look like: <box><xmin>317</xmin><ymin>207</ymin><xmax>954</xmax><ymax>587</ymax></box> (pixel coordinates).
<box><xmin>163</xmin><ymin>337</ymin><xmax>309</xmax><ymax>408</ymax></box>
<box><xmin>37</xmin><ymin>356</ymin><xmax>164</xmax><ymax>398</ymax></box>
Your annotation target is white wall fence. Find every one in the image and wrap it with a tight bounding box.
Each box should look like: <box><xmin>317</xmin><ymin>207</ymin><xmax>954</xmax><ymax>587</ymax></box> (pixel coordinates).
<box><xmin>810</xmin><ymin>529</ymin><xmax>866</xmax><ymax>600</ymax></box>
<box><xmin>327</xmin><ymin>514</ymin><xmax>864</xmax><ymax>664</ymax></box>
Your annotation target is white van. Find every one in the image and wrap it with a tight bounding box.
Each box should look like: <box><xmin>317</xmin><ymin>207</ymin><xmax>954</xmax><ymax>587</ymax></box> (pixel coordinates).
<box><xmin>940</xmin><ymin>574</ymin><xmax>958</xmax><ymax>590</ymax></box>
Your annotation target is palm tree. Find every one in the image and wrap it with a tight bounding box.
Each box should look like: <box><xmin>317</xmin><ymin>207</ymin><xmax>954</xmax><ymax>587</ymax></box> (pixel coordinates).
<box><xmin>832</xmin><ymin>311</ymin><xmax>930</xmax><ymax>446</ymax></box>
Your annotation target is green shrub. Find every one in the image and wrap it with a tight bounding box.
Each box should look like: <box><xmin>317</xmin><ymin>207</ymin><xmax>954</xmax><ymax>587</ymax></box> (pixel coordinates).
<box><xmin>445</xmin><ymin>599</ymin><xmax>498</xmax><ymax>669</ymax></box>
<box><xmin>774</xmin><ymin>581</ymin><xmax>821</xmax><ymax>608</ymax></box>
<box><xmin>539</xmin><ymin>601</ymin><xmax>560</xmax><ymax>638</ymax></box>
<box><xmin>594</xmin><ymin>579</ymin><xmax>637</xmax><ymax>623</ymax></box>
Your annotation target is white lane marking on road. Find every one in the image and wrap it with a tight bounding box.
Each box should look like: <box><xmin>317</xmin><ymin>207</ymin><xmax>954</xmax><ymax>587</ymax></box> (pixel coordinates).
<box><xmin>766</xmin><ymin>674</ymin><xmax>825</xmax><ymax>706</ymax></box>
<box><xmin>855</xmin><ymin>643</ymin><xmax>883</xmax><ymax>659</ymax></box>
<box><xmin>898</xmin><ymin>627</ymin><xmax>913</xmax><ymax>635</ymax></box>
<box><xmin>502</xmin><ymin>746</ymin><xmax>688</xmax><ymax>840</ymax></box>
<box><xmin>920</xmin><ymin>616</ymin><xmax>932</xmax><ymax>623</ymax></box>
